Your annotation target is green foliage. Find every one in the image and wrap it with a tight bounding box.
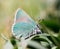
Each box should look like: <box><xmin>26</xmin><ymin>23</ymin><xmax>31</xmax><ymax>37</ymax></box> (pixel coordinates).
<box><xmin>10</xmin><ymin>36</ymin><xmax>18</xmax><ymax>49</ymax></box>
<box><xmin>55</xmin><ymin>0</ymin><xmax>60</xmax><ymax>10</ymax></box>
<box><xmin>41</xmin><ymin>20</ymin><xmax>60</xmax><ymax>32</ymax></box>
<box><xmin>10</xmin><ymin>36</ymin><xmax>16</xmax><ymax>46</ymax></box>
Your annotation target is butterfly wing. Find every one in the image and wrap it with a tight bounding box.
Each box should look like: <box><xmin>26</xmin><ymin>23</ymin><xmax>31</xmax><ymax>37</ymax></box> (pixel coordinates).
<box><xmin>12</xmin><ymin>8</ymin><xmax>41</xmax><ymax>39</ymax></box>
<box><xmin>14</xmin><ymin>8</ymin><xmax>36</xmax><ymax>25</ymax></box>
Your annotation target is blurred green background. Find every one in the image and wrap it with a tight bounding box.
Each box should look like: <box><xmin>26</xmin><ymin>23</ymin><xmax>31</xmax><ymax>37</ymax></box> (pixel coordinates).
<box><xmin>0</xmin><ymin>0</ymin><xmax>60</xmax><ymax>49</ymax></box>
<box><xmin>0</xmin><ymin>0</ymin><xmax>46</xmax><ymax>49</ymax></box>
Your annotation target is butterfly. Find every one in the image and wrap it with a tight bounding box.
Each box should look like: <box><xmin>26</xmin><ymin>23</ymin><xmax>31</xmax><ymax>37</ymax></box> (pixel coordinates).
<box><xmin>12</xmin><ymin>8</ymin><xmax>42</xmax><ymax>40</ymax></box>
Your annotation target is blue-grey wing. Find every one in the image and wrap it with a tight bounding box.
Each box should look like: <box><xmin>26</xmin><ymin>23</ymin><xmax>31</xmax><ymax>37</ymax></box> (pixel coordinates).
<box><xmin>12</xmin><ymin>8</ymin><xmax>42</xmax><ymax>39</ymax></box>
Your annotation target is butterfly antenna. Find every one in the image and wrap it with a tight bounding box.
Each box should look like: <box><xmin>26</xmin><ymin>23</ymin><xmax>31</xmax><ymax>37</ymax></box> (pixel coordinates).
<box><xmin>0</xmin><ymin>33</ymin><xmax>8</xmax><ymax>42</ymax></box>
